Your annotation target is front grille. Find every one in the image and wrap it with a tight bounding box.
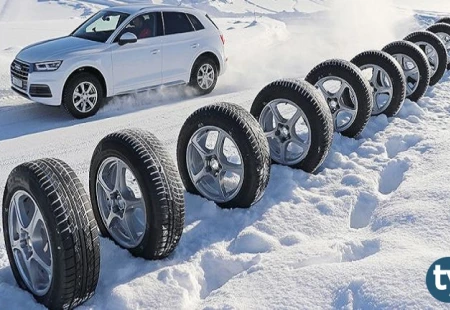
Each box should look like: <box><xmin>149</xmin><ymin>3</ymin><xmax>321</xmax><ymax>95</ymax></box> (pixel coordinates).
<box><xmin>10</xmin><ymin>59</ymin><xmax>30</xmax><ymax>91</ymax></box>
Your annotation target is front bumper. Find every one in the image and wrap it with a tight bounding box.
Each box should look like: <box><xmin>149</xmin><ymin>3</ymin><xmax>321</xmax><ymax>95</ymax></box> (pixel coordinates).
<box><xmin>11</xmin><ymin>59</ymin><xmax>63</xmax><ymax>106</ymax></box>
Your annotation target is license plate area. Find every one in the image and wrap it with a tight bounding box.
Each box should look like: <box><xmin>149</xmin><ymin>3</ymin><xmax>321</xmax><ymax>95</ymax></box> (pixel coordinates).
<box><xmin>12</xmin><ymin>76</ymin><xmax>23</xmax><ymax>88</ymax></box>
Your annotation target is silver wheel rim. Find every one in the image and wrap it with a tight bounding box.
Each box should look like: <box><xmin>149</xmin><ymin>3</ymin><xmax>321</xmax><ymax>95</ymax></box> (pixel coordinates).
<box><xmin>9</xmin><ymin>190</ymin><xmax>53</xmax><ymax>296</ymax></box>
<box><xmin>435</xmin><ymin>32</ymin><xmax>450</xmax><ymax>65</ymax></box>
<box><xmin>415</xmin><ymin>41</ymin><xmax>439</xmax><ymax>76</ymax></box>
<box><xmin>315</xmin><ymin>77</ymin><xmax>358</xmax><ymax>132</ymax></box>
<box><xmin>259</xmin><ymin>99</ymin><xmax>311</xmax><ymax>165</ymax></box>
<box><xmin>186</xmin><ymin>126</ymin><xmax>244</xmax><ymax>203</ymax></box>
<box><xmin>360</xmin><ymin>64</ymin><xmax>394</xmax><ymax>115</ymax></box>
<box><xmin>392</xmin><ymin>53</ymin><xmax>420</xmax><ymax>96</ymax></box>
<box><xmin>73</xmin><ymin>81</ymin><xmax>98</xmax><ymax>113</ymax></box>
<box><xmin>96</xmin><ymin>157</ymin><xmax>146</xmax><ymax>248</ymax></box>
<box><xmin>197</xmin><ymin>64</ymin><xmax>215</xmax><ymax>90</ymax></box>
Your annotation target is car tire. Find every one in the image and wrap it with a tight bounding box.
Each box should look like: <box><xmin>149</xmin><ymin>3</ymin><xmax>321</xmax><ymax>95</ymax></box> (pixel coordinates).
<box><xmin>404</xmin><ymin>31</ymin><xmax>447</xmax><ymax>86</ymax></box>
<box><xmin>426</xmin><ymin>23</ymin><xmax>450</xmax><ymax>70</ymax></box>
<box><xmin>250</xmin><ymin>79</ymin><xmax>333</xmax><ymax>173</ymax></box>
<box><xmin>89</xmin><ymin>129</ymin><xmax>184</xmax><ymax>259</ymax></box>
<box><xmin>2</xmin><ymin>158</ymin><xmax>100</xmax><ymax>309</ymax></box>
<box><xmin>305</xmin><ymin>59</ymin><xmax>373</xmax><ymax>138</ymax></box>
<box><xmin>62</xmin><ymin>72</ymin><xmax>104</xmax><ymax>119</ymax></box>
<box><xmin>177</xmin><ymin>102</ymin><xmax>271</xmax><ymax>209</ymax></box>
<box><xmin>188</xmin><ymin>57</ymin><xmax>218</xmax><ymax>95</ymax></box>
<box><xmin>382</xmin><ymin>40</ymin><xmax>430</xmax><ymax>102</ymax></box>
<box><xmin>436</xmin><ymin>17</ymin><xmax>450</xmax><ymax>25</ymax></box>
<box><xmin>351</xmin><ymin>50</ymin><xmax>406</xmax><ymax>117</ymax></box>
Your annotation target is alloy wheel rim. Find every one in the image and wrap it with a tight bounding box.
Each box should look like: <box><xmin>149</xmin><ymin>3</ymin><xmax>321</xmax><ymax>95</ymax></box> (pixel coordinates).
<box><xmin>197</xmin><ymin>64</ymin><xmax>215</xmax><ymax>90</ymax></box>
<box><xmin>73</xmin><ymin>82</ymin><xmax>98</xmax><ymax>113</ymax></box>
<box><xmin>415</xmin><ymin>41</ymin><xmax>439</xmax><ymax>76</ymax></box>
<box><xmin>9</xmin><ymin>190</ymin><xmax>53</xmax><ymax>296</ymax></box>
<box><xmin>360</xmin><ymin>64</ymin><xmax>394</xmax><ymax>115</ymax></box>
<box><xmin>259</xmin><ymin>99</ymin><xmax>311</xmax><ymax>165</ymax></box>
<box><xmin>435</xmin><ymin>32</ymin><xmax>450</xmax><ymax>65</ymax></box>
<box><xmin>186</xmin><ymin>126</ymin><xmax>244</xmax><ymax>203</ymax></box>
<box><xmin>315</xmin><ymin>76</ymin><xmax>358</xmax><ymax>132</ymax></box>
<box><xmin>392</xmin><ymin>53</ymin><xmax>420</xmax><ymax>96</ymax></box>
<box><xmin>96</xmin><ymin>157</ymin><xmax>146</xmax><ymax>248</ymax></box>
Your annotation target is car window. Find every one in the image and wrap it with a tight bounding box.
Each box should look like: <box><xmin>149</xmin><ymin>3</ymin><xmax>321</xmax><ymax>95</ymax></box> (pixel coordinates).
<box><xmin>116</xmin><ymin>12</ymin><xmax>163</xmax><ymax>42</ymax></box>
<box><xmin>163</xmin><ymin>12</ymin><xmax>195</xmax><ymax>35</ymax></box>
<box><xmin>187</xmin><ymin>14</ymin><xmax>204</xmax><ymax>31</ymax></box>
<box><xmin>71</xmin><ymin>11</ymin><xmax>130</xmax><ymax>43</ymax></box>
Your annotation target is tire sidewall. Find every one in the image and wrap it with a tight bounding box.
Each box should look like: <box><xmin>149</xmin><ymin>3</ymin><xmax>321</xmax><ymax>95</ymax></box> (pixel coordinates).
<box><xmin>177</xmin><ymin>109</ymin><xmax>263</xmax><ymax>208</ymax></box>
<box><xmin>382</xmin><ymin>41</ymin><xmax>430</xmax><ymax>102</ymax></box>
<box><xmin>405</xmin><ymin>32</ymin><xmax>447</xmax><ymax>86</ymax></box>
<box><xmin>89</xmin><ymin>139</ymin><xmax>164</xmax><ymax>257</ymax></box>
<box><xmin>2</xmin><ymin>168</ymin><xmax>66</xmax><ymax>307</ymax></box>
<box><xmin>305</xmin><ymin>61</ymin><xmax>372</xmax><ymax>137</ymax></box>
<box><xmin>250</xmin><ymin>85</ymin><xmax>330</xmax><ymax>172</ymax></box>
<box><xmin>351</xmin><ymin>51</ymin><xmax>406</xmax><ymax>117</ymax></box>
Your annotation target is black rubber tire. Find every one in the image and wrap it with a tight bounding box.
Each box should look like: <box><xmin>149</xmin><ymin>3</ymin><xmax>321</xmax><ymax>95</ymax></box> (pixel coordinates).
<box><xmin>188</xmin><ymin>57</ymin><xmax>218</xmax><ymax>95</ymax></box>
<box><xmin>382</xmin><ymin>40</ymin><xmax>430</xmax><ymax>102</ymax></box>
<box><xmin>89</xmin><ymin>128</ymin><xmax>184</xmax><ymax>259</ymax></box>
<box><xmin>436</xmin><ymin>17</ymin><xmax>450</xmax><ymax>25</ymax></box>
<box><xmin>177</xmin><ymin>102</ymin><xmax>271</xmax><ymax>209</ymax></box>
<box><xmin>426</xmin><ymin>23</ymin><xmax>450</xmax><ymax>70</ymax></box>
<box><xmin>2</xmin><ymin>158</ymin><xmax>100</xmax><ymax>310</ymax></box>
<box><xmin>404</xmin><ymin>31</ymin><xmax>447</xmax><ymax>86</ymax></box>
<box><xmin>305</xmin><ymin>59</ymin><xmax>373</xmax><ymax>138</ymax></box>
<box><xmin>62</xmin><ymin>72</ymin><xmax>104</xmax><ymax>119</ymax></box>
<box><xmin>250</xmin><ymin>79</ymin><xmax>333</xmax><ymax>173</ymax></box>
<box><xmin>351</xmin><ymin>50</ymin><xmax>406</xmax><ymax>117</ymax></box>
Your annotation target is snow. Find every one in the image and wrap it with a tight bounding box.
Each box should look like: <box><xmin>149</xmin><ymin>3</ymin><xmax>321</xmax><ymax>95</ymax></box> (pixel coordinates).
<box><xmin>1</xmin><ymin>0</ymin><xmax>450</xmax><ymax>309</ymax></box>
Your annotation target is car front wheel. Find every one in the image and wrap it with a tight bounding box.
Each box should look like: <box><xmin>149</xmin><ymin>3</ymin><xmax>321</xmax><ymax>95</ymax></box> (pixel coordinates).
<box><xmin>62</xmin><ymin>72</ymin><xmax>104</xmax><ymax>119</ymax></box>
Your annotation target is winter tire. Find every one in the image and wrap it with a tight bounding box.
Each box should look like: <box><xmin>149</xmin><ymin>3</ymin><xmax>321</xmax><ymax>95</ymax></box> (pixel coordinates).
<box><xmin>436</xmin><ymin>17</ymin><xmax>450</xmax><ymax>25</ymax></box>
<box><xmin>382</xmin><ymin>40</ymin><xmax>430</xmax><ymax>102</ymax></box>
<box><xmin>2</xmin><ymin>158</ymin><xmax>100</xmax><ymax>310</ymax></box>
<box><xmin>177</xmin><ymin>102</ymin><xmax>270</xmax><ymax>208</ymax></box>
<box><xmin>62</xmin><ymin>72</ymin><xmax>104</xmax><ymax>119</ymax></box>
<box><xmin>351</xmin><ymin>50</ymin><xmax>406</xmax><ymax>117</ymax></box>
<box><xmin>189</xmin><ymin>56</ymin><xmax>218</xmax><ymax>95</ymax></box>
<box><xmin>89</xmin><ymin>129</ymin><xmax>185</xmax><ymax>259</ymax></box>
<box><xmin>305</xmin><ymin>59</ymin><xmax>373</xmax><ymax>138</ymax></box>
<box><xmin>427</xmin><ymin>23</ymin><xmax>450</xmax><ymax>70</ymax></box>
<box><xmin>404</xmin><ymin>31</ymin><xmax>447</xmax><ymax>86</ymax></box>
<box><xmin>250</xmin><ymin>79</ymin><xmax>333</xmax><ymax>172</ymax></box>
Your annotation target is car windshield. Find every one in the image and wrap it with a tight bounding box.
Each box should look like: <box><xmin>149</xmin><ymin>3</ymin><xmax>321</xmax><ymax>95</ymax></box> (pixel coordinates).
<box><xmin>71</xmin><ymin>11</ymin><xmax>130</xmax><ymax>43</ymax></box>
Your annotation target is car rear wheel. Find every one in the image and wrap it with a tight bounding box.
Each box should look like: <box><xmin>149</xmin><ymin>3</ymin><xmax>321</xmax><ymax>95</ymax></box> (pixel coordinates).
<box><xmin>62</xmin><ymin>72</ymin><xmax>104</xmax><ymax>119</ymax></box>
<box><xmin>189</xmin><ymin>57</ymin><xmax>218</xmax><ymax>95</ymax></box>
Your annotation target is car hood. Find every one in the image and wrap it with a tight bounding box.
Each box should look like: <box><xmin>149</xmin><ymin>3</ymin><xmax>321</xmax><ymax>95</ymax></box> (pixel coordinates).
<box><xmin>16</xmin><ymin>36</ymin><xmax>105</xmax><ymax>63</ymax></box>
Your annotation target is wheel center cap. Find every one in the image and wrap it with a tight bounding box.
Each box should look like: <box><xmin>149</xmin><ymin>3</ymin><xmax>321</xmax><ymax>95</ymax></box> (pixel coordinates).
<box><xmin>210</xmin><ymin>158</ymin><xmax>220</xmax><ymax>171</ymax></box>
<box><xmin>20</xmin><ymin>231</ymin><xmax>32</xmax><ymax>252</ymax></box>
<box><xmin>280</xmin><ymin>126</ymin><xmax>289</xmax><ymax>138</ymax></box>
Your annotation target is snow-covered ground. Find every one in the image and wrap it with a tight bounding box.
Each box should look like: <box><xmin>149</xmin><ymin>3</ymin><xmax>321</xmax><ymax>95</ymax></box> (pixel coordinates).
<box><xmin>1</xmin><ymin>0</ymin><xmax>450</xmax><ymax>309</ymax></box>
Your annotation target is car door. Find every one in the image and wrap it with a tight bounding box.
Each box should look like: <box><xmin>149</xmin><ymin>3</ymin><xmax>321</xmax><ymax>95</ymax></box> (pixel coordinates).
<box><xmin>161</xmin><ymin>11</ymin><xmax>199</xmax><ymax>85</ymax></box>
<box><xmin>110</xmin><ymin>12</ymin><xmax>163</xmax><ymax>94</ymax></box>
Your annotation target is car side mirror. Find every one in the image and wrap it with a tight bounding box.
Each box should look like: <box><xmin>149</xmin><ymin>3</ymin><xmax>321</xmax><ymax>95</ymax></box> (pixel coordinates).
<box><xmin>118</xmin><ymin>32</ymin><xmax>138</xmax><ymax>46</ymax></box>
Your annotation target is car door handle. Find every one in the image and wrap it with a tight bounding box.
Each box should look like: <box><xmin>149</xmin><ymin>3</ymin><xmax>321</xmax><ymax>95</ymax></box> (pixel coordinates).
<box><xmin>191</xmin><ymin>43</ymin><xmax>199</xmax><ymax>48</ymax></box>
<box><xmin>151</xmin><ymin>49</ymin><xmax>160</xmax><ymax>55</ymax></box>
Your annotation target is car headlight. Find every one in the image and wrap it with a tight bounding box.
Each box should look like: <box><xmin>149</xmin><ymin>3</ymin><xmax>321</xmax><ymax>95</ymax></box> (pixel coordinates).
<box><xmin>34</xmin><ymin>61</ymin><xmax>63</xmax><ymax>72</ymax></box>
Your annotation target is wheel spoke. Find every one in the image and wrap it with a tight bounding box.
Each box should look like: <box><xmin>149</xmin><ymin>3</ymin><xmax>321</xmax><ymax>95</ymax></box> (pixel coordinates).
<box><xmin>335</xmin><ymin>82</ymin><xmax>348</xmax><ymax>99</ymax></box>
<box><xmin>286</xmin><ymin>109</ymin><xmax>302</xmax><ymax>128</ymax></box>
<box><xmin>289</xmin><ymin>136</ymin><xmax>309</xmax><ymax>151</ymax></box>
<box><xmin>98</xmin><ymin>174</ymin><xmax>114</xmax><ymax>195</ymax></box>
<box><xmin>120</xmin><ymin>214</ymin><xmax>136</xmax><ymax>243</ymax></box>
<box><xmin>216</xmin><ymin>171</ymin><xmax>227</xmax><ymax>199</ymax></box>
<box><xmin>105</xmin><ymin>210</ymin><xmax>119</xmax><ymax>228</ymax></box>
<box><xmin>268</xmin><ymin>102</ymin><xmax>283</xmax><ymax>123</ymax></box>
<box><xmin>124</xmin><ymin>197</ymin><xmax>144</xmax><ymax>213</ymax></box>
<box><xmin>31</xmin><ymin>252</ymin><xmax>52</xmax><ymax>276</ymax></box>
<box><xmin>28</xmin><ymin>207</ymin><xmax>44</xmax><ymax>235</ymax></box>
<box><xmin>192</xmin><ymin>167</ymin><xmax>208</xmax><ymax>184</ymax></box>
<box><xmin>316</xmin><ymin>79</ymin><xmax>331</xmax><ymax>98</ymax></box>
<box><xmin>191</xmin><ymin>135</ymin><xmax>209</xmax><ymax>159</ymax></box>
<box><xmin>114</xmin><ymin>160</ymin><xmax>126</xmax><ymax>192</ymax></box>
<box><xmin>221</xmin><ymin>160</ymin><xmax>243</xmax><ymax>175</ymax></box>
<box><xmin>214</xmin><ymin>130</ymin><xmax>226</xmax><ymax>155</ymax></box>
<box><xmin>280</xmin><ymin>141</ymin><xmax>288</xmax><ymax>162</ymax></box>
<box><xmin>264</xmin><ymin>129</ymin><xmax>277</xmax><ymax>138</ymax></box>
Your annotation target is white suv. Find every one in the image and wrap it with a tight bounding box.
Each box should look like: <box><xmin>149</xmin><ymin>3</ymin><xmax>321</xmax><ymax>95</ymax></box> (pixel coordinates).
<box><xmin>10</xmin><ymin>5</ymin><xmax>227</xmax><ymax>118</ymax></box>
